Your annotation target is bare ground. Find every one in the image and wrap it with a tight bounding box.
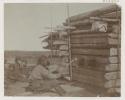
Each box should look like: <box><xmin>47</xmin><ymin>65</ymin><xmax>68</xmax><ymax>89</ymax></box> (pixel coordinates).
<box><xmin>4</xmin><ymin>81</ymin><xmax>97</xmax><ymax>97</ymax></box>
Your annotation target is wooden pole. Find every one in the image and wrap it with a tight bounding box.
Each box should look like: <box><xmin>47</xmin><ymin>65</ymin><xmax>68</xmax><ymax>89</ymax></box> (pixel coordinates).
<box><xmin>50</xmin><ymin>5</ymin><xmax>53</xmax><ymax>64</ymax></box>
<box><xmin>67</xmin><ymin>4</ymin><xmax>73</xmax><ymax>80</ymax></box>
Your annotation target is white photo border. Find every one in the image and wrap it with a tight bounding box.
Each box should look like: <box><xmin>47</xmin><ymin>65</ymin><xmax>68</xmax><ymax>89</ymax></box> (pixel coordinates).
<box><xmin>0</xmin><ymin>0</ymin><xmax>125</xmax><ymax>100</ymax></box>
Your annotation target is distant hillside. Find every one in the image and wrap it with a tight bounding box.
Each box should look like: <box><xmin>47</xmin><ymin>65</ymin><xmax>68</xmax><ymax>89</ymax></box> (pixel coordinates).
<box><xmin>4</xmin><ymin>50</ymin><xmax>51</xmax><ymax>65</ymax></box>
<box><xmin>4</xmin><ymin>50</ymin><xmax>51</xmax><ymax>58</ymax></box>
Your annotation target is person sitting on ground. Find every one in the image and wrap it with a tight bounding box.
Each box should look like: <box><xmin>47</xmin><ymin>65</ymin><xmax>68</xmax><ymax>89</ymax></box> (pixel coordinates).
<box><xmin>27</xmin><ymin>55</ymin><xmax>66</xmax><ymax>96</ymax></box>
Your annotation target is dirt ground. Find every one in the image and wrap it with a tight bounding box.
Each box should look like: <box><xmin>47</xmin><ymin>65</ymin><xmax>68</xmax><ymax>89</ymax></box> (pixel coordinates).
<box><xmin>4</xmin><ymin>80</ymin><xmax>98</xmax><ymax>97</ymax></box>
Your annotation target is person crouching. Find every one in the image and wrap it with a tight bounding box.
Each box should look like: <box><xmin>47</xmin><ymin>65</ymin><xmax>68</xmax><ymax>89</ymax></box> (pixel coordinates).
<box><xmin>26</xmin><ymin>55</ymin><xmax>65</xmax><ymax>96</ymax></box>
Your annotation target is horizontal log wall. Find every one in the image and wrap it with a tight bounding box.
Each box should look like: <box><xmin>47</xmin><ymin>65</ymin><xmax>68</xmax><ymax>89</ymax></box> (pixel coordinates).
<box><xmin>72</xmin><ymin>72</ymin><xmax>105</xmax><ymax>87</ymax></box>
<box><xmin>41</xmin><ymin>5</ymin><xmax>121</xmax><ymax>96</ymax></box>
<box><xmin>66</xmin><ymin>5</ymin><xmax>121</xmax><ymax>96</ymax></box>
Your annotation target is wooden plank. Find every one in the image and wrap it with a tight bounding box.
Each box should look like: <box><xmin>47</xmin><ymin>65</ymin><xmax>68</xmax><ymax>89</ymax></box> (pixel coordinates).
<box><xmin>90</xmin><ymin>17</ymin><xmax>120</xmax><ymax>22</ymax></box>
<box><xmin>71</xmin><ymin>43</ymin><xmax>114</xmax><ymax>49</ymax></box>
<box><xmin>73</xmin><ymin>72</ymin><xmax>105</xmax><ymax>82</ymax></box>
<box><xmin>43</xmin><ymin>44</ymin><xmax>60</xmax><ymax>50</ymax></box>
<box><xmin>108</xmin><ymin>33</ymin><xmax>119</xmax><ymax>38</ymax></box>
<box><xmin>72</xmin><ymin>63</ymin><xmax>106</xmax><ymax>71</ymax></box>
<box><xmin>69</xmin><ymin>19</ymin><xmax>91</xmax><ymax>26</ymax></box>
<box><xmin>107</xmin><ymin>87</ymin><xmax>120</xmax><ymax>94</ymax></box>
<box><xmin>73</xmin><ymin>67</ymin><xmax>105</xmax><ymax>78</ymax></box>
<box><xmin>46</xmin><ymin>25</ymin><xmax>75</xmax><ymax>31</ymax></box>
<box><xmin>64</xmin><ymin>19</ymin><xmax>92</xmax><ymax>26</ymax></box>
<box><xmin>73</xmin><ymin>25</ymin><xmax>92</xmax><ymax>30</ymax></box>
<box><xmin>110</xmin><ymin>48</ymin><xmax>118</xmax><ymax>56</ymax></box>
<box><xmin>108</xmin><ymin>38</ymin><xmax>119</xmax><ymax>45</ymax></box>
<box><xmin>65</xmin><ymin>11</ymin><xmax>121</xmax><ymax>26</ymax></box>
<box><xmin>71</xmin><ymin>29</ymin><xmax>92</xmax><ymax>34</ymax></box>
<box><xmin>105</xmin><ymin>64</ymin><xmax>120</xmax><ymax>71</ymax></box>
<box><xmin>104</xmin><ymin>72</ymin><xmax>120</xmax><ymax>80</ymax></box>
<box><xmin>100</xmin><ymin>11</ymin><xmax>121</xmax><ymax>18</ymax></box>
<box><xmin>59</xmin><ymin>45</ymin><xmax>68</xmax><ymax>50</ymax></box>
<box><xmin>71</xmin><ymin>48</ymin><xmax>109</xmax><ymax>56</ymax></box>
<box><xmin>112</xmin><ymin>25</ymin><xmax>120</xmax><ymax>34</ymax></box>
<box><xmin>71</xmin><ymin>33</ymin><xmax>109</xmax><ymax>38</ymax></box>
<box><xmin>72</xmin><ymin>73</ymin><xmax>105</xmax><ymax>87</ymax></box>
<box><xmin>73</xmin><ymin>73</ymin><xmax>105</xmax><ymax>84</ymax></box>
<box><xmin>71</xmin><ymin>29</ymin><xmax>113</xmax><ymax>34</ymax></box>
<box><xmin>71</xmin><ymin>37</ymin><xmax>108</xmax><ymax>44</ymax></box>
<box><xmin>104</xmin><ymin>79</ymin><xmax>120</xmax><ymax>88</ymax></box>
<box><xmin>109</xmin><ymin>56</ymin><xmax>119</xmax><ymax>63</ymax></box>
<box><xmin>72</xmin><ymin>55</ymin><xmax>109</xmax><ymax>64</ymax></box>
<box><xmin>53</xmin><ymin>40</ymin><xmax>68</xmax><ymax>45</ymax></box>
<box><xmin>56</xmin><ymin>25</ymin><xmax>76</xmax><ymax>30</ymax></box>
<box><xmin>68</xmin><ymin>5</ymin><xmax>120</xmax><ymax>22</ymax></box>
<box><xmin>71</xmin><ymin>55</ymin><xmax>108</xmax><ymax>71</ymax></box>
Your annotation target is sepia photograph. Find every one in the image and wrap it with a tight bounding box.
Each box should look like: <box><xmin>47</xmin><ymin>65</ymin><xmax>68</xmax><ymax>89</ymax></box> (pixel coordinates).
<box><xmin>4</xmin><ymin>3</ymin><xmax>121</xmax><ymax>97</ymax></box>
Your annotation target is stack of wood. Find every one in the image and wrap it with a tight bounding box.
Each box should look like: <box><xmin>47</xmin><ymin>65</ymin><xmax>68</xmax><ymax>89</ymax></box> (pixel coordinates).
<box><xmin>42</xmin><ymin>30</ymin><xmax>70</xmax><ymax>75</ymax></box>
<box><xmin>64</xmin><ymin>4</ymin><xmax>121</xmax><ymax>96</ymax></box>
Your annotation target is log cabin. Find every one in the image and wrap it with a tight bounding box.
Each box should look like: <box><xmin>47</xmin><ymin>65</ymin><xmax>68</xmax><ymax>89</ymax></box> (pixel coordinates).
<box><xmin>42</xmin><ymin>4</ymin><xmax>121</xmax><ymax>96</ymax></box>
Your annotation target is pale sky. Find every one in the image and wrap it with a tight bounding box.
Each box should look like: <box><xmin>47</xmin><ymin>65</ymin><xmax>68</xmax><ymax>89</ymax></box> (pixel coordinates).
<box><xmin>4</xmin><ymin>3</ymin><xmax>112</xmax><ymax>51</ymax></box>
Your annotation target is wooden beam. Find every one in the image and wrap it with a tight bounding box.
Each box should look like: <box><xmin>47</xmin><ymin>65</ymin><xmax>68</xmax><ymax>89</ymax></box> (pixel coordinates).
<box><xmin>71</xmin><ymin>33</ymin><xmax>109</xmax><ymax>38</ymax></box>
<box><xmin>59</xmin><ymin>45</ymin><xmax>68</xmax><ymax>50</ymax></box>
<box><xmin>108</xmin><ymin>38</ymin><xmax>119</xmax><ymax>45</ymax></box>
<box><xmin>73</xmin><ymin>68</ymin><xmax>105</xmax><ymax>78</ymax></box>
<box><xmin>53</xmin><ymin>40</ymin><xmax>68</xmax><ymax>45</ymax></box>
<box><xmin>71</xmin><ymin>37</ymin><xmax>120</xmax><ymax>46</ymax></box>
<box><xmin>100</xmin><ymin>11</ymin><xmax>121</xmax><ymax>18</ymax></box>
<box><xmin>71</xmin><ymin>29</ymin><xmax>113</xmax><ymax>34</ymax></box>
<box><xmin>110</xmin><ymin>48</ymin><xmax>118</xmax><ymax>56</ymax></box>
<box><xmin>104</xmin><ymin>79</ymin><xmax>120</xmax><ymax>88</ymax></box>
<box><xmin>71</xmin><ymin>43</ymin><xmax>114</xmax><ymax>49</ymax></box>
<box><xmin>107</xmin><ymin>87</ymin><xmax>120</xmax><ymax>94</ymax></box>
<box><xmin>71</xmin><ymin>29</ymin><xmax>92</xmax><ymax>34</ymax></box>
<box><xmin>71</xmin><ymin>48</ymin><xmax>115</xmax><ymax>56</ymax></box>
<box><xmin>68</xmin><ymin>19</ymin><xmax>91</xmax><ymax>26</ymax></box>
<box><xmin>72</xmin><ymin>55</ymin><xmax>109</xmax><ymax>64</ymax></box>
<box><xmin>72</xmin><ymin>72</ymin><xmax>105</xmax><ymax>87</ymax></box>
<box><xmin>71</xmin><ymin>37</ymin><xmax>108</xmax><ymax>44</ymax></box>
<box><xmin>108</xmin><ymin>33</ymin><xmax>119</xmax><ymax>38</ymax></box>
<box><xmin>105</xmin><ymin>64</ymin><xmax>120</xmax><ymax>71</ymax></box>
<box><xmin>104</xmin><ymin>71</ymin><xmax>120</xmax><ymax>80</ymax></box>
<box><xmin>90</xmin><ymin>17</ymin><xmax>120</xmax><ymax>22</ymax></box>
<box><xmin>109</xmin><ymin>56</ymin><xmax>119</xmax><ymax>64</ymax></box>
<box><xmin>65</xmin><ymin>11</ymin><xmax>121</xmax><ymax>26</ymax></box>
<box><xmin>68</xmin><ymin>5</ymin><xmax>120</xmax><ymax>22</ymax></box>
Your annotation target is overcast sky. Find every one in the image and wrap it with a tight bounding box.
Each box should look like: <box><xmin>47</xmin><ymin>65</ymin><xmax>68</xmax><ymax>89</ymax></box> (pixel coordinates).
<box><xmin>4</xmin><ymin>3</ymin><xmax>112</xmax><ymax>51</ymax></box>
